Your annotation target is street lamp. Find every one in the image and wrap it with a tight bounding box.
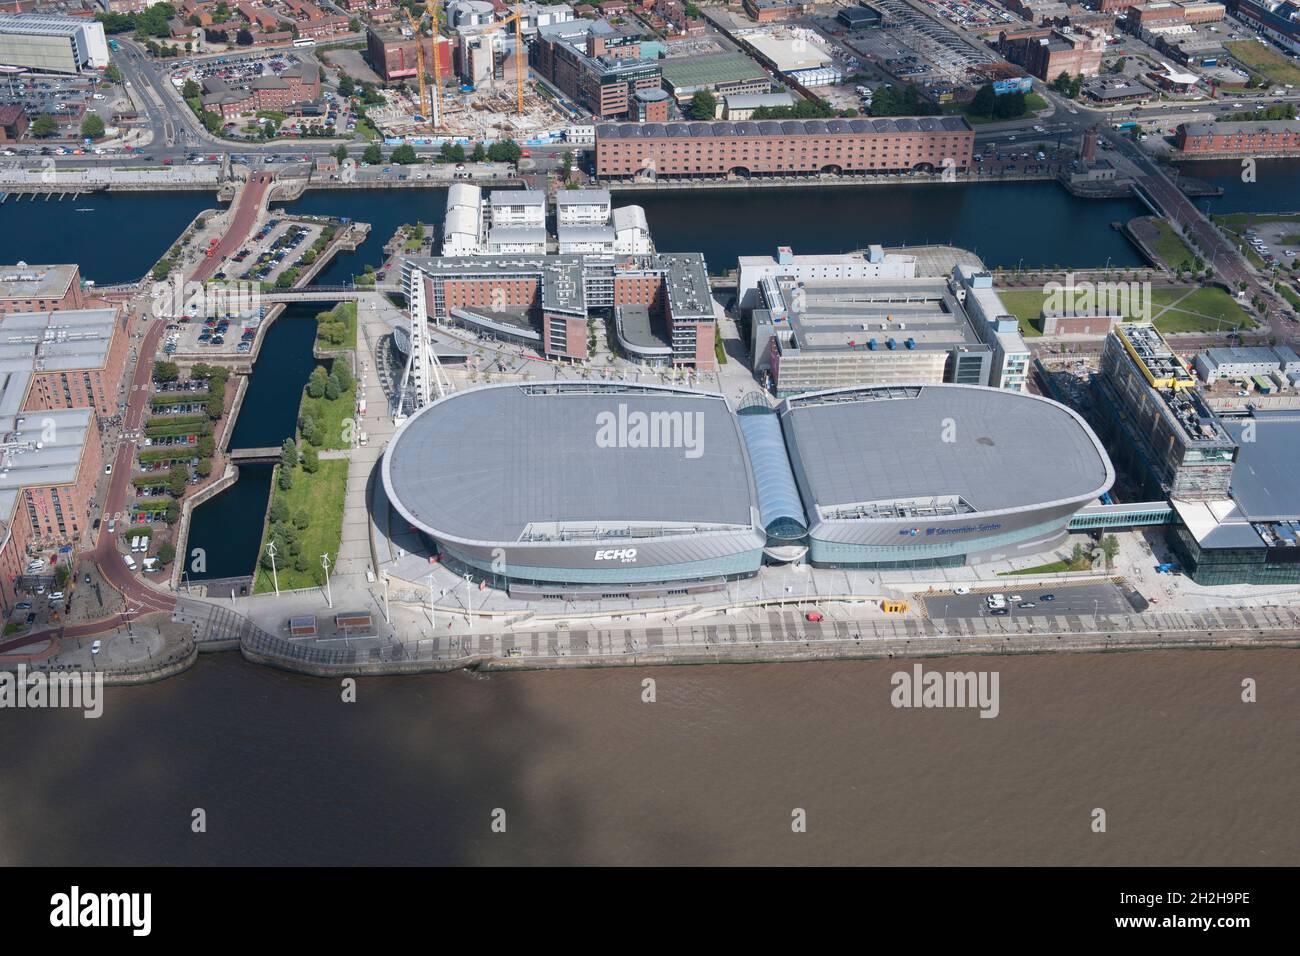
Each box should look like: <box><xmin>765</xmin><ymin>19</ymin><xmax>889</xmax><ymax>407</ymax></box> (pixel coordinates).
<box><xmin>321</xmin><ymin>552</ymin><xmax>333</xmax><ymax>609</ymax></box>
<box><xmin>266</xmin><ymin>539</ymin><xmax>280</xmax><ymax>597</ymax></box>
<box><xmin>464</xmin><ymin>572</ymin><xmax>473</xmax><ymax>637</ymax></box>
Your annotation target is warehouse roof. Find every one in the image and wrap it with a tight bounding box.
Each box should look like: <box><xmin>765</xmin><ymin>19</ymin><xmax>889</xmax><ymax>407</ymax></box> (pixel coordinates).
<box><xmin>383</xmin><ymin>383</ymin><xmax>758</xmax><ymax>544</ymax></box>
<box><xmin>779</xmin><ymin>384</ymin><xmax>1112</xmax><ymax>519</ymax></box>
<box><xmin>596</xmin><ymin>116</ymin><xmax>973</xmax><ymax>138</ymax></box>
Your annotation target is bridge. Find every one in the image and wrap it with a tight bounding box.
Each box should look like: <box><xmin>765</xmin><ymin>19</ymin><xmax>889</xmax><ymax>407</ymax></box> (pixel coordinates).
<box><xmin>1068</xmin><ymin>501</ymin><xmax>1175</xmax><ymax>531</ymax></box>
<box><xmin>230</xmin><ymin>447</ymin><xmax>283</xmax><ymax>463</ymax></box>
<box><xmin>258</xmin><ymin>284</ymin><xmax>402</xmax><ymax>303</ymax></box>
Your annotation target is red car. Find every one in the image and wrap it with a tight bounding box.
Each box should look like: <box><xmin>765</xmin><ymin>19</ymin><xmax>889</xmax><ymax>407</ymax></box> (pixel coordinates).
<box><xmin>805</xmin><ymin>612</ymin><xmax>823</xmax><ymax>623</ymax></box>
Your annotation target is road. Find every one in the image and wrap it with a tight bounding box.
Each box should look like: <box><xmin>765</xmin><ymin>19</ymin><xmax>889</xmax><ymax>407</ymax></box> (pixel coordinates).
<box><xmin>923</xmin><ymin>582</ymin><xmax>1133</xmax><ymax>620</ymax></box>
<box><xmin>190</xmin><ymin>172</ymin><xmax>274</xmax><ymax>282</ymax></box>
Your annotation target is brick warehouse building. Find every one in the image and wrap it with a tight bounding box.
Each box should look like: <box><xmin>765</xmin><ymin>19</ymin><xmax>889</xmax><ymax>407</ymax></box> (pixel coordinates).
<box><xmin>405</xmin><ymin>253</ymin><xmax>718</xmax><ymax>368</ymax></box>
<box><xmin>1176</xmin><ymin>120</ymin><xmax>1300</xmax><ymax>155</ymax></box>
<box><xmin>0</xmin><ymin>263</ymin><xmax>88</xmax><ymax>316</ymax></box>
<box><xmin>594</xmin><ymin>117</ymin><xmax>975</xmax><ymax>180</ymax></box>
<box><xmin>201</xmin><ymin>63</ymin><xmax>321</xmax><ymax>119</ymax></box>
<box><xmin>0</xmin><ymin>300</ymin><xmax>129</xmax><ymax>612</ymax></box>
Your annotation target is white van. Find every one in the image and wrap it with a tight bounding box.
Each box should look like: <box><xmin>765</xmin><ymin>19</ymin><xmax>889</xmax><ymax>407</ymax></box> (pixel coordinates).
<box><xmin>122</xmin><ymin>554</ymin><xmax>137</xmax><ymax>571</ymax></box>
<box><xmin>142</xmin><ymin>557</ymin><xmax>159</xmax><ymax>572</ymax></box>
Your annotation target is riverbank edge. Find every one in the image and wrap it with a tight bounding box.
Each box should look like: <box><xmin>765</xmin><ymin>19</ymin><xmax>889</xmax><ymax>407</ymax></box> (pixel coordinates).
<box><xmin>238</xmin><ymin>628</ymin><xmax>1300</xmax><ymax>680</ymax></box>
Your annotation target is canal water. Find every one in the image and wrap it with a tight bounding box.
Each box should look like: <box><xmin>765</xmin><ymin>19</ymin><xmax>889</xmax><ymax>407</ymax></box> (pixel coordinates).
<box><xmin>0</xmin><ymin>191</ymin><xmax>218</xmax><ymax>285</ymax></box>
<box><xmin>184</xmin><ymin>303</ymin><xmax>337</xmax><ymax>582</ymax></box>
<box><xmin>1176</xmin><ymin>157</ymin><xmax>1300</xmax><ymax>214</ymax></box>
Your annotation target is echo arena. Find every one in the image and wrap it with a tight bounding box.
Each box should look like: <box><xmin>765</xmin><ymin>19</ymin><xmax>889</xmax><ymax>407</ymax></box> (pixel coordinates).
<box><xmin>381</xmin><ymin>382</ymin><xmax>1114</xmax><ymax>598</ymax></box>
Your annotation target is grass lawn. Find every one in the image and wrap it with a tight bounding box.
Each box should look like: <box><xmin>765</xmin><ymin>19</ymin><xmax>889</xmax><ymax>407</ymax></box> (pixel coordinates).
<box><xmin>1150</xmin><ymin>286</ymin><xmax>1253</xmax><ymax>333</ymax></box>
<box><xmin>1225</xmin><ymin>40</ymin><xmax>1300</xmax><ymax>87</ymax></box>
<box><xmin>1146</xmin><ymin>218</ymin><xmax>1198</xmax><ymax>271</ymax></box>
<box><xmin>253</xmin><ymin>459</ymin><xmax>348</xmax><ymax>593</ymax></box>
<box><xmin>1277</xmin><ymin>282</ymin><xmax>1300</xmax><ymax>309</ymax></box>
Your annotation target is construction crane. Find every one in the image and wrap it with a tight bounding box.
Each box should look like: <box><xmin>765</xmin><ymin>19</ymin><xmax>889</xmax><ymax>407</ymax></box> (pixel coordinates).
<box><xmin>401</xmin><ymin>8</ymin><xmax>432</xmax><ymax>127</ymax></box>
<box><xmin>422</xmin><ymin>0</ymin><xmax>444</xmax><ymax>130</ymax></box>
<box><xmin>497</xmin><ymin>10</ymin><xmax>526</xmax><ymax>116</ymax></box>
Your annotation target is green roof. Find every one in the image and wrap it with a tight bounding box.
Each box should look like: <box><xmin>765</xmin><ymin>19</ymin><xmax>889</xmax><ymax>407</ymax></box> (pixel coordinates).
<box><xmin>660</xmin><ymin>53</ymin><xmax>768</xmax><ymax>90</ymax></box>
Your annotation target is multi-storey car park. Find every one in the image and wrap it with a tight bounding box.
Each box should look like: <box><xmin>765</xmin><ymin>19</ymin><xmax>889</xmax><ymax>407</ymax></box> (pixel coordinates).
<box><xmin>379</xmin><ymin>382</ymin><xmax>1115</xmax><ymax>598</ymax></box>
<box><xmin>593</xmin><ymin>117</ymin><xmax>975</xmax><ymax>181</ymax></box>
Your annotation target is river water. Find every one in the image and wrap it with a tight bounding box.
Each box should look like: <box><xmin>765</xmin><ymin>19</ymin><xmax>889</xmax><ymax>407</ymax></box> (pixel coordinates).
<box><xmin>0</xmin><ymin>650</ymin><xmax>1295</xmax><ymax>865</ymax></box>
<box><xmin>2</xmin><ymin>181</ymin><xmax>1295</xmax><ymax>866</ymax></box>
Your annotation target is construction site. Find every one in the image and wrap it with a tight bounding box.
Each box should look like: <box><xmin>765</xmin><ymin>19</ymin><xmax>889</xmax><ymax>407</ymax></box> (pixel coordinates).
<box><xmin>362</xmin><ymin>1</ymin><xmax>569</xmax><ymax>143</ymax></box>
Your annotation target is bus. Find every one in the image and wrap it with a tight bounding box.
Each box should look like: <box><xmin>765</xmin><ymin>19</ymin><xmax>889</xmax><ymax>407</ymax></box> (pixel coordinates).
<box><xmin>293</xmin><ymin>38</ymin><xmax>317</xmax><ymax>47</ymax></box>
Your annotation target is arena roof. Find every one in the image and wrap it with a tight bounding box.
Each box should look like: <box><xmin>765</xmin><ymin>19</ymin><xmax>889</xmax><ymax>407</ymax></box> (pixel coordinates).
<box><xmin>383</xmin><ymin>384</ymin><xmax>759</xmax><ymax>545</ymax></box>
<box><xmin>779</xmin><ymin>385</ymin><xmax>1112</xmax><ymax>519</ymax></box>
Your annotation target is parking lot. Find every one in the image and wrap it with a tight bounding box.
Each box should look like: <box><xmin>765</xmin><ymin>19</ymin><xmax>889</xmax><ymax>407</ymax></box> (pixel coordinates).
<box><xmin>923</xmin><ymin>582</ymin><xmax>1136</xmax><ymax>620</ymax></box>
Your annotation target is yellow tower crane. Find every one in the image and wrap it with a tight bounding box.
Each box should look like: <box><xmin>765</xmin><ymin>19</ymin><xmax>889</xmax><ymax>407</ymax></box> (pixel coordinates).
<box><xmin>401</xmin><ymin>8</ymin><xmax>431</xmax><ymax>126</ymax></box>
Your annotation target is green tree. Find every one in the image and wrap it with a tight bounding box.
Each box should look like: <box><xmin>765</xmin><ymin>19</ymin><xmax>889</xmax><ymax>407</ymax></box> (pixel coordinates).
<box><xmin>390</xmin><ymin>143</ymin><xmax>418</xmax><ymax>164</ymax></box>
<box><xmin>301</xmin><ymin>444</ymin><xmax>320</xmax><ymax>474</ymax></box>
<box><xmin>306</xmin><ymin>366</ymin><xmax>329</xmax><ymax>398</ymax></box>
<box><xmin>269</xmin><ymin>497</ymin><xmax>290</xmax><ymax>524</ymax></box>
<box><xmin>332</xmin><ymin>143</ymin><xmax>348</xmax><ymax>163</ymax></box>
<box><xmin>153</xmin><ymin>361</ymin><xmax>180</xmax><ymax>382</ymax></box>
<box><xmin>156</xmin><ymin>541</ymin><xmax>176</xmax><ymax>566</ymax></box>
<box><xmin>968</xmin><ymin>83</ymin><xmax>996</xmax><ymax>118</ymax></box>
<box><xmin>1100</xmin><ymin>534</ymin><xmax>1120</xmax><ymax>570</ymax></box>
<box><xmin>164</xmin><ymin>500</ymin><xmax>180</xmax><ymax>525</ymax></box>
<box><xmin>338</xmin><ymin>74</ymin><xmax>356</xmax><ymax>98</ymax></box>
<box><xmin>362</xmin><ymin>143</ymin><xmax>383</xmax><ymax>165</ymax></box>
<box><xmin>470</xmin><ymin>142</ymin><xmax>486</xmax><ymax>162</ymax></box>
<box><xmin>688</xmin><ymin>89</ymin><xmax>717</xmax><ymax>120</ymax></box>
<box><xmin>280</xmin><ymin>438</ymin><xmax>299</xmax><ymax>470</ymax></box>
<box><xmin>278</xmin><ymin>467</ymin><xmax>294</xmax><ymax>491</ymax></box>
<box><xmin>31</xmin><ymin>114</ymin><xmax>58</xmax><ymax>138</ymax></box>
<box><xmin>439</xmin><ymin>141</ymin><xmax>465</xmax><ymax>163</ymax></box>
<box><xmin>293</xmin><ymin>508</ymin><xmax>311</xmax><ymax>530</ymax></box>
<box><xmin>486</xmin><ymin>139</ymin><xmax>522</xmax><ymax>163</ymax></box>
<box><xmin>167</xmin><ymin>464</ymin><xmax>189</xmax><ymax>497</ymax></box>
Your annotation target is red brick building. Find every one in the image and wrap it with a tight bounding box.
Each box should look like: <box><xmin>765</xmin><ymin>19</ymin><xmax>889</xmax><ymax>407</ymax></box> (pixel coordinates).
<box><xmin>1176</xmin><ymin>120</ymin><xmax>1300</xmax><ymax>155</ymax></box>
<box><xmin>594</xmin><ymin>117</ymin><xmax>975</xmax><ymax>180</ymax></box>
<box><xmin>999</xmin><ymin>27</ymin><xmax>1104</xmax><ymax>81</ymax></box>
<box><xmin>201</xmin><ymin>64</ymin><xmax>321</xmax><ymax>119</ymax></box>
<box><xmin>742</xmin><ymin>0</ymin><xmax>803</xmax><ymax>22</ymax></box>
<box><xmin>0</xmin><ymin>104</ymin><xmax>28</xmax><ymax>144</ymax></box>
<box><xmin>0</xmin><ymin>264</ymin><xmax>88</xmax><ymax>316</ymax></box>
<box><xmin>365</xmin><ymin>26</ymin><xmax>454</xmax><ymax>83</ymax></box>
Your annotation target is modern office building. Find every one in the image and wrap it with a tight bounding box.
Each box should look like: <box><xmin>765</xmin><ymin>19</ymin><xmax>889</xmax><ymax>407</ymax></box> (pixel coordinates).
<box><xmin>779</xmin><ymin>384</ymin><xmax>1113</xmax><ymax>569</ymax></box>
<box><xmin>1168</xmin><ymin>409</ymin><xmax>1300</xmax><ymax>584</ymax></box>
<box><xmin>952</xmin><ymin>265</ymin><xmax>1030</xmax><ymax>393</ymax></box>
<box><xmin>737</xmin><ymin>245</ymin><xmax>919</xmax><ymax>312</ymax></box>
<box><xmin>404</xmin><ymin>252</ymin><xmax>717</xmax><ymax>367</ymax></box>
<box><xmin>0</xmin><ymin>14</ymin><xmax>108</xmax><ymax>75</ymax></box>
<box><xmin>533</xmin><ymin>19</ymin><xmax>662</xmax><ymax>119</ymax></box>
<box><xmin>1094</xmin><ymin>323</ymin><xmax>1238</xmax><ymax>500</ymax></box>
<box><xmin>594</xmin><ymin>117</ymin><xmax>975</xmax><ymax>180</ymax></box>
<box><xmin>750</xmin><ymin>274</ymin><xmax>996</xmax><ymax>395</ymax></box>
<box><xmin>555</xmin><ymin>189</ymin><xmax>612</xmax><ymax>227</ymax></box>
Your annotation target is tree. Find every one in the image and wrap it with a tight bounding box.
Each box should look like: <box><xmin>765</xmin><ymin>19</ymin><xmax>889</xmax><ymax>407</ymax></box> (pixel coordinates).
<box><xmin>278</xmin><ymin>467</ymin><xmax>294</xmax><ymax>491</ymax></box>
<box><xmin>332</xmin><ymin>143</ymin><xmax>348</xmax><ymax>163</ymax></box>
<box><xmin>293</xmin><ymin>508</ymin><xmax>311</xmax><ymax>530</ymax></box>
<box><xmin>390</xmin><ymin>143</ymin><xmax>418</xmax><ymax>164</ymax></box>
<box><xmin>688</xmin><ymin>89</ymin><xmax>717</xmax><ymax>120</ymax></box>
<box><xmin>306</xmin><ymin>366</ymin><xmax>329</xmax><ymax>399</ymax></box>
<box><xmin>280</xmin><ymin>438</ymin><xmax>299</xmax><ymax>470</ymax></box>
<box><xmin>269</xmin><ymin>497</ymin><xmax>290</xmax><ymax>524</ymax></box>
<box><xmin>156</xmin><ymin>541</ymin><xmax>176</xmax><ymax>566</ymax></box>
<box><xmin>338</xmin><ymin>74</ymin><xmax>355</xmax><ymax>98</ymax></box>
<box><xmin>439</xmin><ymin>141</ymin><xmax>465</xmax><ymax>163</ymax></box>
<box><xmin>31</xmin><ymin>114</ymin><xmax>58</xmax><ymax>138</ymax></box>
<box><xmin>486</xmin><ymin>139</ymin><xmax>522</xmax><ymax>164</ymax></box>
<box><xmin>182</xmin><ymin>78</ymin><xmax>201</xmax><ymax>99</ymax></box>
<box><xmin>164</xmin><ymin>500</ymin><xmax>180</xmax><ymax>525</ymax></box>
<box><xmin>968</xmin><ymin>83</ymin><xmax>997</xmax><ymax>118</ymax></box>
<box><xmin>168</xmin><ymin>464</ymin><xmax>189</xmax><ymax>497</ymax></box>
<box><xmin>993</xmin><ymin>90</ymin><xmax>1026</xmax><ymax>120</ymax></box>
<box><xmin>104</xmin><ymin>65</ymin><xmax>123</xmax><ymax>84</ymax></box>
<box><xmin>301</xmin><ymin>444</ymin><xmax>320</xmax><ymax>474</ymax></box>
<box><xmin>362</xmin><ymin>143</ymin><xmax>383</xmax><ymax>165</ymax></box>
<box><xmin>331</xmin><ymin>361</ymin><xmax>354</xmax><ymax>393</ymax></box>
<box><xmin>153</xmin><ymin>360</ymin><xmax>180</xmax><ymax>382</ymax></box>
<box><xmin>236</xmin><ymin>27</ymin><xmax>253</xmax><ymax>46</ymax></box>
<box><xmin>470</xmin><ymin>142</ymin><xmax>486</xmax><ymax>163</ymax></box>
<box><xmin>324</xmin><ymin>377</ymin><xmax>340</xmax><ymax>401</ymax></box>
<box><xmin>80</xmin><ymin>113</ymin><xmax>106</xmax><ymax>141</ymax></box>
<box><xmin>1100</xmin><ymin>534</ymin><xmax>1120</xmax><ymax>570</ymax></box>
